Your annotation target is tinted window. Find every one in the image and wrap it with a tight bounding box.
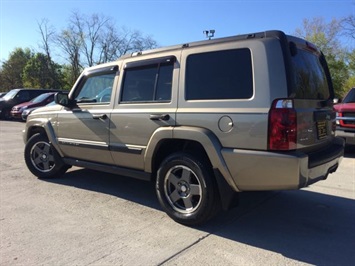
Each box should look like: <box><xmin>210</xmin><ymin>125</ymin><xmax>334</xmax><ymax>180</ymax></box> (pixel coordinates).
<box><xmin>185</xmin><ymin>49</ymin><xmax>253</xmax><ymax>100</ymax></box>
<box><xmin>291</xmin><ymin>49</ymin><xmax>330</xmax><ymax>100</ymax></box>
<box><xmin>121</xmin><ymin>61</ymin><xmax>174</xmax><ymax>103</ymax></box>
<box><xmin>17</xmin><ymin>90</ymin><xmax>31</xmax><ymax>101</ymax></box>
<box><xmin>29</xmin><ymin>90</ymin><xmax>43</xmax><ymax>99</ymax></box>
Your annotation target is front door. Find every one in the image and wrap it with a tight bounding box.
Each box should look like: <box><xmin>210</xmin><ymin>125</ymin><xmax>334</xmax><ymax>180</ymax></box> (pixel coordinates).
<box><xmin>56</xmin><ymin>66</ymin><xmax>118</xmax><ymax>164</ymax></box>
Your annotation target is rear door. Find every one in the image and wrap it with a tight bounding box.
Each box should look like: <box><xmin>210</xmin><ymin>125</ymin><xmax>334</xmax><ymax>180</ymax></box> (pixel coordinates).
<box><xmin>287</xmin><ymin>36</ymin><xmax>336</xmax><ymax>149</ymax></box>
<box><xmin>109</xmin><ymin>55</ymin><xmax>179</xmax><ymax>171</ymax></box>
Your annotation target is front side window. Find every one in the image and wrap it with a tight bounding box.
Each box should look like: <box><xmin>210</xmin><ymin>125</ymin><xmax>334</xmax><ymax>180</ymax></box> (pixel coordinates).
<box><xmin>121</xmin><ymin>59</ymin><xmax>174</xmax><ymax>103</ymax></box>
<box><xmin>75</xmin><ymin>72</ymin><xmax>116</xmax><ymax>103</ymax></box>
<box><xmin>185</xmin><ymin>49</ymin><xmax>253</xmax><ymax>100</ymax></box>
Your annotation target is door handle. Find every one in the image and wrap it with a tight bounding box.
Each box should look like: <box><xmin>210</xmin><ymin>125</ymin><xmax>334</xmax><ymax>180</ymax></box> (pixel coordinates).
<box><xmin>149</xmin><ymin>114</ymin><xmax>170</xmax><ymax>121</ymax></box>
<box><xmin>92</xmin><ymin>114</ymin><xmax>108</xmax><ymax>120</ymax></box>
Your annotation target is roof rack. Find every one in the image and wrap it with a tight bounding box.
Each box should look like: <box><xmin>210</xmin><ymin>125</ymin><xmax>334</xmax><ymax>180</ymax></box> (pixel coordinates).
<box><xmin>119</xmin><ymin>30</ymin><xmax>285</xmax><ymax>60</ymax></box>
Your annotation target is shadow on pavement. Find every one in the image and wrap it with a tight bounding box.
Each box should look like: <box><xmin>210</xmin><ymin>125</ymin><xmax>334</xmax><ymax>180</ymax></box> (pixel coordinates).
<box><xmin>344</xmin><ymin>145</ymin><xmax>355</xmax><ymax>158</ymax></box>
<box><xmin>46</xmin><ymin>168</ymin><xmax>160</xmax><ymax>210</ymax></box>
<box><xmin>45</xmin><ymin>168</ymin><xmax>355</xmax><ymax>265</ymax></box>
<box><xmin>205</xmin><ymin>190</ymin><xmax>355</xmax><ymax>265</ymax></box>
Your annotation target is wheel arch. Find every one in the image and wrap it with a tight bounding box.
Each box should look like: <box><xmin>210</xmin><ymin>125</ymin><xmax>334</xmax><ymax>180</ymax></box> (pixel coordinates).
<box><xmin>24</xmin><ymin>118</ymin><xmax>64</xmax><ymax>157</ymax></box>
<box><xmin>145</xmin><ymin>126</ymin><xmax>240</xmax><ymax>194</ymax></box>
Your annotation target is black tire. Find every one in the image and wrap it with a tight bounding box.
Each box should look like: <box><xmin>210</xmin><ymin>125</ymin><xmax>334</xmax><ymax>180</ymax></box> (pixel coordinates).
<box><xmin>24</xmin><ymin>133</ymin><xmax>69</xmax><ymax>179</ymax></box>
<box><xmin>156</xmin><ymin>152</ymin><xmax>220</xmax><ymax>226</ymax></box>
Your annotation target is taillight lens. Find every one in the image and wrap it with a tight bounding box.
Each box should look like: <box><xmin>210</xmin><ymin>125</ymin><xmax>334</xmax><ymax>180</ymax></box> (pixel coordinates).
<box><xmin>268</xmin><ymin>99</ymin><xmax>297</xmax><ymax>150</ymax></box>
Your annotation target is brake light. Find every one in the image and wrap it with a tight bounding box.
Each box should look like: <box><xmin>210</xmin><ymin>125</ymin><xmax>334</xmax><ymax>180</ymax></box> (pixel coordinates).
<box><xmin>268</xmin><ymin>99</ymin><xmax>297</xmax><ymax>150</ymax></box>
<box><xmin>305</xmin><ymin>41</ymin><xmax>320</xmax><ymax>53</ymax></box>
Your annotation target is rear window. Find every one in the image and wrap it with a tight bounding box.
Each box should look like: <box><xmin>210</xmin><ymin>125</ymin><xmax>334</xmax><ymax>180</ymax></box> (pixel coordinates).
<box><xmin>290</xmin><ymin>48</ymin><xmax>330</xmax><ymax>100</ymax></box>
<box><xmin>185</xmin><ymin>49</ymin><xmax>253</xmax><ymax>100</ymax></box>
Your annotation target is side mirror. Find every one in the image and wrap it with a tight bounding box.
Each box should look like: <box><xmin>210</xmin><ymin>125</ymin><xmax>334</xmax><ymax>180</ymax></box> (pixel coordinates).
<box><xmin>54</xmin><ymin>92</ymin><xmax>75</xmax><ymax>107</ymax></box>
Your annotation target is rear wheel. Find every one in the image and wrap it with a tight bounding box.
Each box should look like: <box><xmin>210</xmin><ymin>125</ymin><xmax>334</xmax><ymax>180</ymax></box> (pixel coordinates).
<box><xmin>24</xmin><ymin>133</ymin><xmax>69</xmax><ymax>179</ymax></box>
<box><xmin>156</xmin><ymin>152</ymin><xmax>220</xmax><ymax>226</ymax></box>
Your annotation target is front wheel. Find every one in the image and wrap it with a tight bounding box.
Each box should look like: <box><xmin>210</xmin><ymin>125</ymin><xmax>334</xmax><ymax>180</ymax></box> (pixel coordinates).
<box><xmin>156</xmin><ymin>152</ymin><xmax>220</xmax><ymax>226</ymax></box>
<box><xmin>24</xmin><ymin>133</ymin><xmax>69</xmax><ymax>179</ymax></box>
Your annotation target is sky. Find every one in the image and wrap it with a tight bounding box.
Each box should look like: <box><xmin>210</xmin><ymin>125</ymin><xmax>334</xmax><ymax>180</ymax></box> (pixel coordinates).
<box><xmin>0</xmin><ymin>0</ymin><xmax>354</xmax><ymax>63</ymax></box>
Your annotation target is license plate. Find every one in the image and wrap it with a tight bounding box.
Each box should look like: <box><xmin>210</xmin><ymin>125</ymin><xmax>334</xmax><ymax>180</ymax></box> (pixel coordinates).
<box><xmin>317</xmin><ymin>121</ymin><xmax>327</xmax><ymax>140</ymax></box>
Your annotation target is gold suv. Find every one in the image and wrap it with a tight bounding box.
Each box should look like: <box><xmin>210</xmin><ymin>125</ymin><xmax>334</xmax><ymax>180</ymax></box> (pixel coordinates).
<box><xmin>23</xmin><ymin>30</ymin><xmax>344</xmax><ymax>225</ymax></box>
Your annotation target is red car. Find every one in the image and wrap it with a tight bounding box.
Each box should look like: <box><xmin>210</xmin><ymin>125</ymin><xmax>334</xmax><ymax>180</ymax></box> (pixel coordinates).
<box><xmin>334</xmin><ymin>88</ymin><xmax>355</xmax><ymax>145</ymax></box>
<box><xmin>11</xmin><ymin>92</ymin><xmax>56</xmax><ymax>120</ymax></box>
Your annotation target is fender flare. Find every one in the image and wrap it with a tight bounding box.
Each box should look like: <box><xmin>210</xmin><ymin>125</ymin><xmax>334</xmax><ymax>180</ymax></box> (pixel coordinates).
<box><xmin>24</xmin><ymin>118</ymin><xmax>64</xmax><ymax>157</ymax></box>
<box><xmin>144</xmin><ymin>126</ymin><xmax>240</xmax><ymax>192</ymax></box>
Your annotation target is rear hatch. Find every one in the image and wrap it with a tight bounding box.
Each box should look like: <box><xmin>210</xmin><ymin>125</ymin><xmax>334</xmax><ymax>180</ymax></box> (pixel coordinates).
<box><xmin>268</xmin><ymin>35</ymin><xmax>336</xmax><ymax>152</ymax></box>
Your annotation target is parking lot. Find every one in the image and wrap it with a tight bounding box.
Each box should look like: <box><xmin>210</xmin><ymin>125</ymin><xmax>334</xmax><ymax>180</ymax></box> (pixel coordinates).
<box><xmin>1</xmin><ymin>120</ymin><xmax>354</xmax><ymax>265</ymax></box>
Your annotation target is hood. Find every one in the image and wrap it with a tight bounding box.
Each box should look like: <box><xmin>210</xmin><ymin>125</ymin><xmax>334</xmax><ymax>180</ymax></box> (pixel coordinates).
<box><xmin>14</xmin><ymin>101</ymin><xmax>46</xmax><ymax>109</ymax></box>
<box><xmin>30</xmin><ymin>104</ymin><xmax>63</xmax><ymax>116</ymax></box>
<box><xmin>334</xmin><ymin>102</ymin><xmax>355</xmax><ymax>112</ymax></box>
<box><xmin>13</xmin><ymin>101</ymin><xmax>32</xmax><ymax>109</ymax></box>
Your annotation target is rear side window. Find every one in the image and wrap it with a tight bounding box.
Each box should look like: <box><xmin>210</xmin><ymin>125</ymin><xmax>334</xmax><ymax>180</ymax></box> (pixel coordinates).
<box><xmin>121</xmin><ymin>57</ymin><xmax>174</xmax><ymax>103</ymax></box>
<box><xmin>291</xmin><ymin>48</ymin><xmax>330</xmax><ymax>100</ymax></box>
<box><xmin>29</xmin><ymin>91</ymin><xmax>43</xmax><ymax>99</ymax></box>
<box><xmin>17</xmin><ymin>90</ymin><xmax>30</xmax><ymax>101</ymax></box>
<box><xmin>185</xmin><ymin>49</ymin><xmax>253</xmax><ymax>100</ymax></box>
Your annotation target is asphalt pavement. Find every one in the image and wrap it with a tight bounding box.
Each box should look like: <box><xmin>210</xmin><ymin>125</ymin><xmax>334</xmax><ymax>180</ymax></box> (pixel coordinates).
<box><xmin>0</xmin><ymin>120</ymin><xmax>354</xmax><ymax>265</ymax></box>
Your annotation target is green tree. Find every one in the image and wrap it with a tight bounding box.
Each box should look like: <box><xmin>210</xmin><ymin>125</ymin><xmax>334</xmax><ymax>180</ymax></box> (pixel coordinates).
<box><xmin>341</xmin><ymin>14</ymin><xmax>355</xmax><ymax>94</ymax></box>
<box><xmin>0</xmin><ymin>48</ymin><xmax>32</xmax><ymax>91</ymax></box>
<box><xmin>327</xmin><ymin>54</ymin><xmax>350</xmax><ymax>97</ymax></box>
<box><xmin>295</xmin><ymin>17</ymin><xmax>348</xmax><ymax>98</ymax></box>
<box><xmin>22</xmin><ymin>53</ymin><xmax>64</xmax><ymax>89</ymax></box>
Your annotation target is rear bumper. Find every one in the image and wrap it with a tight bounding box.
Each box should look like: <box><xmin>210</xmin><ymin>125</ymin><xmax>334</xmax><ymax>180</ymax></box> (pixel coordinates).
<box><xmin>222</xmin><ymin>137</ymin><xmax>345</xmax><ymax>191</ymax></box>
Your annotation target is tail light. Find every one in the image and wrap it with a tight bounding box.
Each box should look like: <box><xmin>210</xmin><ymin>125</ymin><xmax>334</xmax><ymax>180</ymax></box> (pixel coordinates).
<box><xmin>268</xmin><ymin>99</ymin><xmax>297</xmax><ymax>150</ymax></box>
